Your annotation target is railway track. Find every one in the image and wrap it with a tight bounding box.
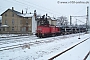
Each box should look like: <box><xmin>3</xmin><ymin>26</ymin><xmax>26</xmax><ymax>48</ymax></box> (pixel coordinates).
<box><xmin>0</xmin><ymin>39</ymin><xmax>54</xmax><ymax>51</ymax></box>
<box><xmin>48</xmin><ymin>37</ymin><xmax>90</xmax><ymax>60</ymax></box>
<box><xmin>0</xmin><ymin>35</ymin><xmax>37</xmax><ymax>45</ymax></box>
<box><xmin>0</xmin><ymin>33</ymin><xmax>86</xmax><ymax>51</ymax></box>
<box><xmin>83</xmin><ymin>51</ymin><xmax>90</xmax><ymax>60</ymax></box>
<box><xmin>0</xmin><ymin>38</ymin><xmax>30</xmax><ymax>45</ymax></box>
<box><xmin>0</xmin><ymin>35</ymin><xmax>29</xmax><ymax>41</ymax></box>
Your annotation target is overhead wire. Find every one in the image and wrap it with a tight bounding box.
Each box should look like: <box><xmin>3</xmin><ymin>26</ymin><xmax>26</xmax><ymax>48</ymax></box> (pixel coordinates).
<box><xmin>22</xmin><ymin>0</ymin><xmax>64</xmax><ymax>16</ymax></box>
<box><xmin>13</xmin><ymin>0</ymin><xmax>62</xmax><ymax>16</ymax></box>
<box><xmin>74</xmin><ymin>17</ymin><xmax>86</xmax><ymax>24</ymax></box>
<box><xmin>14</xmin><ymin>0</ymin><xmax>87</xmax><ymax>25</ymax></box>
<box><xmin>1</xmin><ymin>0</ymin><xmax>88</xmax><ymax>19</ymax></box>
<box><xmin>73</xmin><ymin>7</ymin><xmax>86</xmax><ymax>15</ymax></box>
<box><xmin>0</xmin><ymin>0</ymin><xmax>62</xmax><ymax>17</ymax></box>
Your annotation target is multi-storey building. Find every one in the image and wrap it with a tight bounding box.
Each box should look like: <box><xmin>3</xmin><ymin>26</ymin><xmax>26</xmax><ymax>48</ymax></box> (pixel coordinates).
<box><xmin>0</xmin><ymin>7</ymin><xmax>37</xmax><ymax>34</ymax></box>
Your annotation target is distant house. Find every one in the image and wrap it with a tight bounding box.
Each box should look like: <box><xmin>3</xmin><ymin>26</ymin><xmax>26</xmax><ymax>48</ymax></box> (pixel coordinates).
<box><xmin>48</xmin><ymin>17</ymin><xmax>57</xmax><ymax>26</ymax></box>
<box><xmin>0</xmin><ymin>7</ymin><xmax>37</xmax><ymax>34</ymax></box>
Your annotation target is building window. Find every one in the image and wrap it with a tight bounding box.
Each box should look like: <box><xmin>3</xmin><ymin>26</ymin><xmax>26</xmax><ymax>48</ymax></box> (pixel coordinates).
<box><xmin>12</xmin><ymin>19</ymin><xmax>14</xmax><ymax>25</ymax></box>
<box><xmin>12</xmin><ymin>14</ymin><xmax>14</xmax><ymax>17</ymax></box>
<box><xmin>5</xmin><ymin>14</ymin><xmax>7</xmax><ymax>17</ymax></box>
<box><xmin>12</xmin><ymin>27</ymin><xmax>14</xmax><ymax>31</ymax></box>
<box><xmin>26</xmin><ymin>20</ymin><xmax>28</xmax><ymax>25</ymax></box>
<box><xmin>20</xmin><ymin>20</ymin><xmax>22</xmax><ymax>24</ymax></box>
<box><xmin>5</xmin><ymin>20</ymin><xmax>7</xmax><ymax>25</ymax></box>
<box><xmin>3</xmin><ymin>28</ymin><xmax>5</xmax><ymax>31</ymax></box>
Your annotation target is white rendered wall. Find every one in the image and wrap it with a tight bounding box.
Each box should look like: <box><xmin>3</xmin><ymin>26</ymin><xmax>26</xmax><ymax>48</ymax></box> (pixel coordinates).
<box><xmin>32</xmin><ymin>15</ymin><xmax>37</xmax><ymax>34</ymax></box>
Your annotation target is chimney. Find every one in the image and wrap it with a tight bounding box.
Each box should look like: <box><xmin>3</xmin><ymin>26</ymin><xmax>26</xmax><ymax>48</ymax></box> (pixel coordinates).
<box><xmin>22</xmin><ymin>10</ymin><xmax>23</xmax><ymax>14</ymax></box>
<box><xmin>12</xmin><ymin>7</ymin><xmax>14</xmax><ymax>10</ymax></box>
<box><xmin>34</xmin><ymin>10</ymin><xmax>37</xmax><ymax>17</ymax></box>
<box><xmin>25</xmin><ymin>8</ymin><xmax>28</xmax><ymax>13</ymax></box>
<box><xmin>26</xmin><ymin>11</ymin><xmax>27</xmax><ymax>13</ymax></box>
<box><xmin>34</xmin><ymin>10</ymin><xmax>36</xmax><ymax>14</ymax></box>
<box><xmin>46</xmin><ymin>14</ymin><xmax>47</xmax><ymax>17</ymax></box>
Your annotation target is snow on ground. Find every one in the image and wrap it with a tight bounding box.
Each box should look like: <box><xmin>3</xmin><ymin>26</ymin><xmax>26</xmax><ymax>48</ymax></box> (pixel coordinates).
<box><xmin>54</xmin><ymin>36</ymin><xmax>90</xmax><ymax>60</ymax></box>
<box><xmin>87</xmin><ymin>55</ymin><xmax>90</xmax><ymax>60</ymax></box>
<box><xmin>0</xmin><ymin>33</ymin><xmax>90</xmax><ymax>60</ymax></box>
<box><xmin>0</xmin><ymin>34</ymin><xmax>19</xmax><ymax>38</ymax></box>
<box><xmin>0</xmin><ymin>35</ymin><xmax>38</xmax><ymax>49</ymax></box>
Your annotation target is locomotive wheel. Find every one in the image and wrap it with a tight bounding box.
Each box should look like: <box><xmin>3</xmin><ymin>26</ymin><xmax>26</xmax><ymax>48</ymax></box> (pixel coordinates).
<box><xmin>39</xmin><ymin>36</ymin><xmax>42</xmax><ymax>38</ymax></box>
<box><xmin>38</xmin><ymin>33</ymin><xmax>42</xmax><ymax>38</ymax></box>
<box><xmin>52</xmin><ymin>33</ymin><xmax>56</xmax><ymax>37</ymax></box>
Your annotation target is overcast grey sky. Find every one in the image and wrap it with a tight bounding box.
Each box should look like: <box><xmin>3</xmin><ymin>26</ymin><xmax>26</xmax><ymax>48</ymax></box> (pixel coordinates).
<box><xmin>0</xmin><ymin>0</ymin><xmax>90</xmax><ymax>25</ymax></box>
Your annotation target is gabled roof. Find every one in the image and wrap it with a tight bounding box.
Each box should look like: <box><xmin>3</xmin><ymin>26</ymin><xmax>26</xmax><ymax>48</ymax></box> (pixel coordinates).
<box><xmin>12</xmin><ymin>9</ymin><xmax>22</xmax><ymax>15</ymax></box>
<box><xmin>1</xmin><ymin>9</ymin><xmax>34</xmax><ymax>18</ymax></box>
<box><xmin>1</xmin><ymin>9</ymin><xmax>22</xmax><ymax>16</ymax></box>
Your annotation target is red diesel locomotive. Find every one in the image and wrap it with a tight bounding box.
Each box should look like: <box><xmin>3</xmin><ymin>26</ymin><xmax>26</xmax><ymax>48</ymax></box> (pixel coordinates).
<box><xmin>35</xmin><ymin>14</ymin><xmax>61</xmax><ymax>38</ymax></box>
<box><xmin>36</xmin><ymin>25</ymin><xmax>60</xmax><ymax>38</ymax></box>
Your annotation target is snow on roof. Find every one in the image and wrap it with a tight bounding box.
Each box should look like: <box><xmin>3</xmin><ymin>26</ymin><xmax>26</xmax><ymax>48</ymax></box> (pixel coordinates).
<box><xmin>12</xmin><ymin>9</ymin><xmax>34</xmax><ymax>17</ymax></box>
<box><xmin>1</xmin><ymin>8</ymin><xmax>34</xmax><ymax>18</ymax></box>
<box><xmin>12</xmin><ymin>9</ymin><xmax>22</xmax><ymax>15</ymax></box>
<box><xmin>50</xmin><ymin>17</ymin><xmax>57</xmax><ymax>21</ymax></box>
<box><xmin>17</xmin><ymin>13</ymin><xmax>34</xmax><ymax>17</ymax></box>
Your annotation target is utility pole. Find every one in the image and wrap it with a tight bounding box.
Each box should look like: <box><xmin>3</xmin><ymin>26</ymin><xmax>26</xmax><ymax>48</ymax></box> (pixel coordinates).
<box><xmin>70</xmin><ymin>16</ymin><xmax>84</xmax><ymax>26</ymax></box>
<box><xmin>70</xmin><ymin>16</ymin><xmax>72</xmax><ymax>25</ymax></box>
<box><xmin>86</xmin><ymin>6</ymin><xmax>89</xmax><ymax>33</ymax></box>
<box><xmin>25</xmin><ymin>8</ymin><xmax>28</xmax><ymax>13</ymax></box>
<box><xmin>75</xmin><ymin>19</ymin><xmax>77</xmax><ymax>26</ymax></box>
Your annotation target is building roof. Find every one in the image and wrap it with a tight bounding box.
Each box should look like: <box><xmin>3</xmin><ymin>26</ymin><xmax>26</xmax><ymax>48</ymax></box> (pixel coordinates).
<box><xmin>45</xmin><ymin>17</ymin><xmax>57</xmax><ymax>21</ymax></box>
<box><xmin>1</xmin><ymin>9</ymin><xmax>34</xmax><ymax>18</ymax></box>
<box><xmin>17</xmin><ymin>13</ymin><xmax>34</xmax><ymax>17</ymax></box>
<box><xmin>1</xmin><ymin>9</ymin><xmax>21</xmax><ymax>16</ymax></box>
<box><xmin>51</xmin><ymin>17</ymin><xmax>56</xmax><ymax>20</ymax></box>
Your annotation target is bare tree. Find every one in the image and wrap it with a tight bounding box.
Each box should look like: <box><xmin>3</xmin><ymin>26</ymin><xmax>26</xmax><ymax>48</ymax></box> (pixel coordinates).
<box><xmin>57</xmin><ymin>16</ymin><xmax>68</xmax><ymax>27</ymax></box>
